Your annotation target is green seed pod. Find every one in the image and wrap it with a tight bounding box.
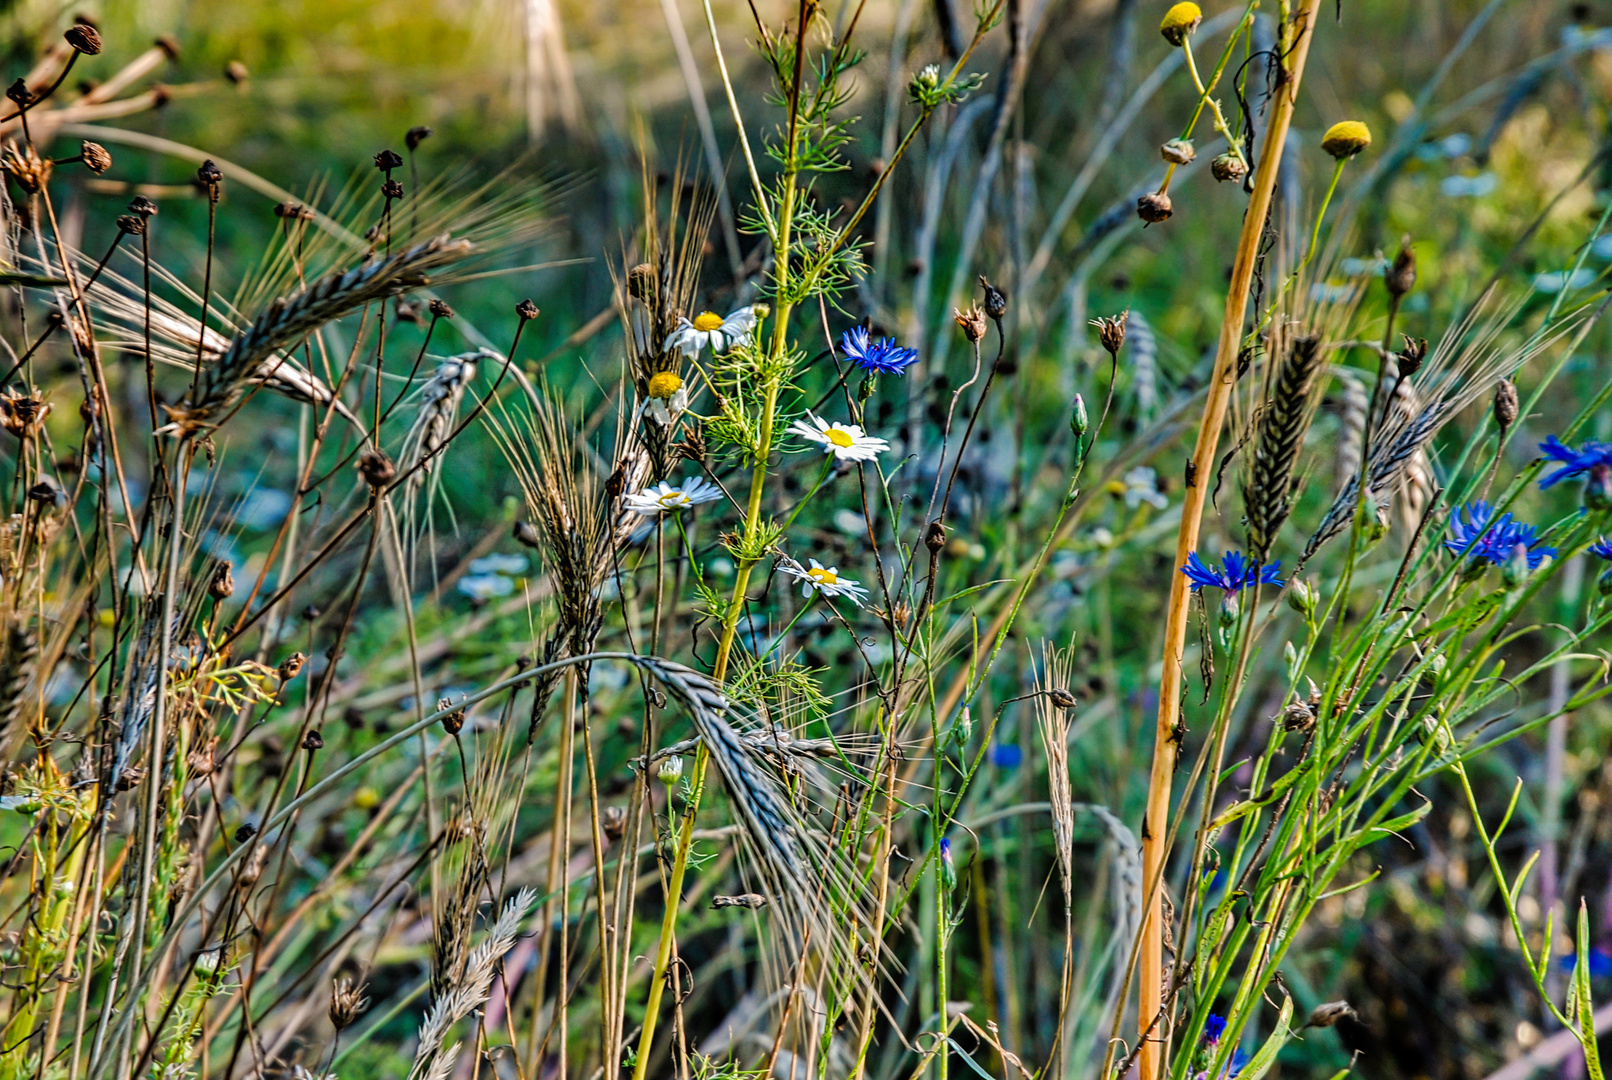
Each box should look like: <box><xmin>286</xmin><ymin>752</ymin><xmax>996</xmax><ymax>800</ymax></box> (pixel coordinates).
<box><xmin>1285</xmin><ymin>578</ymin><xmax>1318</xmax><ymax>619</ymax></box>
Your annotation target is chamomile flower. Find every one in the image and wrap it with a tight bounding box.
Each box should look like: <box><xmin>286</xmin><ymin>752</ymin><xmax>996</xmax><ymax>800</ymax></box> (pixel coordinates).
<box><xmin>1121</xmin><ymin>466</ymin><xmax>1168</xmax><ymax>510</ymax></box>
<box><xmin>664</xmin><ymin>307</ymin><xmax>757</xmax><ymax>358</ymax></box>
<box><xmin>780</xmin><ymin>557</ymin><xmax>870</xmax><ymax>606</ymax></box>
<box><xmin>645</xmin><ymin>369</ymin><xmax>689</xmax><ymax>425</ymax></box>
<box><xmin>623</xmin><ymin>476</ymin><xmax>723</xmax><ymax>516</ymax></box>
<box><xmin>789</xmin><ymin>412</ymin><xmax>889</xmax><ymax>462</ymax></box>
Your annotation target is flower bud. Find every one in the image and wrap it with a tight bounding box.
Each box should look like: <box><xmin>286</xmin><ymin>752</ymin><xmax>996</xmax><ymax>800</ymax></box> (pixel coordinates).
<box><xmin>1285</xmin><ymin>578</ymin><xmax>1318</xmax><ymax>619</ymax></box>
<box><xmin>1320</xmin><ymin>121</ymin><xmax>1372</xmax><ymax>160</ymax></box>
<box><xmin>64</xmin><ymin>23</ymin><xmax>102</xmax><ymax>55</ymax></box>
<box><xmin>1306</xmin><ymin>1001</ymin><xmax>1358</xmax><ymax>1029</ymax></box>
<box><xmin>356</xmin><ymin>448</ymin><xmax>396</xmax><ymax>489</ymax></box>
<box><xmin>1587</xmin><ymin>463</ymin><xmax>1612</xmax><ymax>512</ymax></box>
<box><xmin>406</xmin><ymin>126</ymin><xmax>433</xmax><ymax>152</ymax></box>
<box><xmin>516</xmin><ymin>298</ymin><xmax>540</xmax><ymax>321</ymax></box>
<box><xmin>1070</xmin><ymin>394</ymin><xmax>1089</xmax><ymax>441</ymax></box>
<box><xmin>1160</xmin><ymin>138</ymin><xmax>1195</xmax><ymax>165</ymax></box>
<box><xmin>1218</xmin><ymin>593</ymin><xmax>1241</xmax><ymax>629</ymax></box>
<box><xmin>208</xmin><ymin>561</ymin><xmax>234</xmax><ymax>600</ymax></box>
<box><xmin>1048</xmin><ymin>687</ymin><xmax>1077</xmax><ymax>710</ymax></box>
<box><xmin>938</xmin><ymin>837</ymin><xmax>957</xmax><ymax>891</ymax></box>
<box><xmin>374</xmin><ymin>149</ymin><xmax>404</xmax><ymax>172</ymax></box>
<box><xmin>978</xmin><ymin>276</ymin><xmax>1008</xmax><ymax>321</ymax></box>
<box><xmin>1396</xmin><ymin>336</ymin><xmax>1427</xmax><ymax>379</ymax></box>
<box><xmin>1503</xmin><ymin>542</ymin><xmax>1532</xmax><ymax>588</ymax></box>
<box><xmin>1210</xmin><ymin>152</ymin><xmax>1247</xmax><ymax>184</ymax></box>
<box><xmin>657</xmin><ymin>755</ymin><xmax>684</xmax><ymax>787</ymax></box>
<box><xmin>1136</xmin><ymin>190</ymin><xmax>1173</xmax><ymax>224</ymax></box>
<box><xmin>951</xmin><ymin>708</ymin><xmax>973</xmax><ymax>749</ymax></box>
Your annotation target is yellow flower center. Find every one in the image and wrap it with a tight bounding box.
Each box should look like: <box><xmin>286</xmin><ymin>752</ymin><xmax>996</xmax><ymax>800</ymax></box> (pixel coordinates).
<box><xmin>692</xmin><ymin>311</ymin><xmax>725</xmax><ymax>333</ymax></box>
<box><xmin>647</xmin><ymin>371</ymin><xmax>683</xmax><ymax>400</ymax></box>
<box><xmin>808</xmin><ymin>567</ymin><xmax>838</xmax><ymax>585</ymax></box>
<box><xmin>825</xmin><ymin>427</ymin><xmax>855</xmax><ymax>448</ymax></box>
<box><xmin>658</xmin><ymin>491</ymin><xmax>689</xmax><ymax>507</ymax></box>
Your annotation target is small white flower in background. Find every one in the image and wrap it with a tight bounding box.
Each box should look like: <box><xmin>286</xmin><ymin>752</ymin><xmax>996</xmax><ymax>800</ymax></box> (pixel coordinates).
<box><xmin>1122</xmin><ymin>466</ymin><xmax>1168</xmax><ymax>510</ymax></box>
<box><xmin>664</xmin><ymin>307</ymin><xmax>757</xmax><ymax>358</ymax></box>
<box><xmin>789</xmin><ymin>412</ymin><xmax>889</xmax><ymax>462</ymax></box>
<box><xmin>780</xmin><ymin>557</ymin><xmax>870</xmax><ymax>606</ymax></box>
<box><xmin>624</xmin><ymin>476</ymin><xmax>723</xmax><ymax>516</ymax></box>
<box><xmin>457</xmin><ymin>574</ymin><xmax>515</xmax><ymax>601</ymax></box>
<box><xmin>645</xmin><ymin>370</ymin><xmax>689</xmax><ymax>425</ymax></box>
<box><xmin>657</xmin><ymin>755</ymin><xmax>684</xmax><ymax>786</ymax></box>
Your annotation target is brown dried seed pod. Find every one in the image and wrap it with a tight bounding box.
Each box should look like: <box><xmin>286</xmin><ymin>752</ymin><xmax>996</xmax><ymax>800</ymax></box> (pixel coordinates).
<box><xmin>1048</xmin><ymin>687</ymin><xmax>1078</xmax><ymax>710</ymax></box>
<box><xmin>79</xmin><ymin>141</ymin><xmax>112</xmax><ymax>174</ymax></box>
<box><xmin>954</xmin><ymin>304</ymin><xmax>987</xmax><ymax>343</ymax></box>
<box><xmin>356</xmin><ymin>448</ymin><xmax>396</xmax><ymax>488</ymax></box>
<box><xmin>64</xmin><ymin>23</ymin><xmax>102</xmax><ymax>55</ymax></box>
<box><xmin>516</xmin><ymin>298</ymin><xmax>539</xmax><ymax>320</ymax></box>
<box><xmin>406</xmin><ymin>125</ymin><xmax>433</xmax><ymax>151</ymax></box>
<box><xmin>978</xmin><ymin>275</ymin><xmax>1008</xmax><ymax>320</ymax></box>
<box><xmin>329</xmin><ymin>979</ymin><xmax>370</xmax><ymax>1030</ymax></box>
<box><xmin>1090</xmin><ymin>312</ymin><xmax>1128</xmax><ymax>357</ymax></box>
<box><xmin>1210</xmin><ymin>152</ymin><xmax>1247</xmax><ymax>183</ymax></box>
<box><xmin>208</xmin><ymin>561</ymin><xmax>234</xmax><ymax>600</ymax></box>
<box><xmin>1136</xmin><ymin>190</ymin><xmax>1173</xmax><ymax>223</ymax></box>
<box><xmin>374</xmin><ymin>149</ymin><xmax>404</xmax><ymax>172</ymax></box>
<box><xmin>601</xmin><ymin>805</ymin><xmax>627</xmax><ymax>840</ymax></box>
<box><xmin>277</xmin><ymin>652</ymin><xmax>306</xmax><ymax>681</ymax></box>
<box><xmin>224</xmin><ymin>60</ymin><xmax>249</xmax><ymax>84</ymax></box>
<box><xmin>1494</xmin><ymin>378</ymin><xmax>1519</xmax><ymax>432</ymax></box>
<box><xmin>428</xmin><ymin>298</ymin><xmax>453</xmax><ymax>319</ymax></box>
<box><xmin>1385</xmin><ymin>236</ymin><xmax>1416</xmax><ymax>298</ymax></box>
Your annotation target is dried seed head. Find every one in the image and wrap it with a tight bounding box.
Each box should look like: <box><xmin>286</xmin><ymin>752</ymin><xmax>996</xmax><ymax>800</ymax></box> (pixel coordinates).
<box><xmin>301</xmin><ymin>729</ymin><xmax>324</xmax><ymax>751</ymax></box>
<box><xmin>356</xmin><ymin>448</ymin><xmax>396</xmax><ymax>489</ymax></box>
<box><xmin>115</xmin><ymin>765</ymin><xmax>145</xmax><ymax>791</ymax></box>
<box><xmin>954</xmin><ymin>304</ymin><xmax>987</xmax><ymax>343</ymax></box>
<box><xmin>677</xmin><ymin>426</ymin><xmax>707</xmax><ymax>465</ymax></box>
<box><xmin>1396</xmin><ymin>335</ymin><xmax>1428</xmax><ymax>378</ymax></box>
<box><xmin>79</xmin><ymin>141</ymin><xmax>112</xmax><ymax>174</ymax></box>
<box><xmin>208</xmin><ymin>561</ymin><xmax>234</xmax><ymax>600</ymax></box>
<box><xmin>1280</xmin><ymin>701</ymin><xmax>1315</xmax><ymax>732</ymax></box>
<box><xmin>516</xmin><ymin>298</ymin><xmax>539</xmax><ymax>321</ymax></box>
<box><xmin>1210</xmin><ymin>152</ymin><xmax>1248</xmax><ymax>184</ymax></box>
<box><xmin>1160</xmin><ymin>138</ymin><xmax>1195</xmax><ymax>165</ymax></box>
<box><xmin>1</xmin><ymin>144</ymin><xmax>51</xmax><ymax>194</ymax></box>
<box><xmin>278</xmin><ymin>652</ymin><xmax>306</xmax><ymax>681</ymax></box>
<box><xmin>234</xmin><ymin>822</ymin><xmax>258</xmax><ymax>843</ymax></box>
<box><xmin>1048</xmin><ymin>687</ymin><xmax>1078</xmax><ymax>710</ymax></box>
<box><xmin>1493</xmin><ymin>378</ymin><xmax>1519</xmax><ymax>433</ymax></box>
<box><xmin>711</xmin><ymin>893</ymin><xmax>768</xmax><ymax>909</ymax></box>
<box><xmin>925</xmin><ymin>520</ymin><xmax>947</xmax><ymax>553</ymax></box>
<box><xmin>1306</xmin><ymin>1001</ymin><xmax>1358</xmax><ymax>1029</ymax></box>
<box><xmin>329</xmin><ymin>978</ymin><xmax>370</xmax><ymax>1030</ymax></box>
<box><xmin>0</xmin><ymin>390</ymin><xmax>51</xmax><ymax>440</ymax></box>
<box><xmin>405</xmin><ymin>125</ymin><xmax>433</xmax><ymax>151</ymax></box>
<box><xmin>602</xmin><ymin>805</ymin><xmax>627</xmax><ymax>840</ymax></box>
<box><xmin>128</xmin><ymin>195</ymin><xmax>158</xmax><ymax>217</ymax></box>
<box><xmin>628</xmin><ymin>263</ymin><xmax>658</xmax><ymax>302</ymax></box>
<box><xmin>224</xmin><ymin>60</ymin><xmax>249</xmax><ymax>84</ymax></box>
<box><xmin>5</xmin><ymin>79</ymin><xmax>32</xmax><ymax>108</ymax></box>
<box><xmin>380</xmin><ymin>178</ymin><xmax>404</xmax><ymax>200</ymax></box>
<box><xmin>439</xmin><ymin>698</ymin><xmax>466</xmax><ymax>735</ymax></box>
<box><xmin>978</xmin><ymin>276</ymin><xmax>1008</xmax><ymax>321</ymax></box>
<box><xmin>28</xmin><ymin>477</ymin><xmax>64</xmax><ymax>509</ymax></box>
<box><xmin>1090</xmin><ymin>311</ymin><xmax>1128</xmax><ymax>358</ymax></box>
<box><xmin>1136</xmin><ymin>190</ymin><xmax>1173</xmax><ymax>224</ymax></box>
<box><xmin>1386</xmin><ymin>236</ymin><xmax>1416</xmax><ymax>298</ymax></box>
<box><xmin>64</xmin><ymin>23</ymin><xmax>102</xmax><ymax>54</ymax></box>
<box><xmin>428</xmin><ymin>298</ymin><xmax>453</xmax><ymax>319</ymax></box>
<box><xmin>1321</xmin><ymin>120</ymin><xmax>1372</xmax><ymax>160</ymax></box>
<box><xmin>1159</xmin><ymin>1</ymin><xmax>1202</xmax><ymax>45</ymax></box>
<box><xmin>373</xmin><ymin>148</ymin><xmax>404</xmax><ymax>172</ymax></box>
<box><xmin>116</xmin><ymin>214</ymin><xmax>145</xmax><ymax>235</ymax></box>
<box><xmin>196</xmin><ymin>159</ymin><xmax>223</xmax><ymax>188</ymax></box>
<box><xmin>394</xmin><ymin>300</ymin><xmax>421</xmax><ymax>324</ymax></box>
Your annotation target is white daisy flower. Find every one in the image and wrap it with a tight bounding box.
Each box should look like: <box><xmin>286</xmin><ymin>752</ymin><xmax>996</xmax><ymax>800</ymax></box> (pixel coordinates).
<box><xmin>789</xmin><ymin>412</ymin><xmax>889</xmax><ymax>462</ymax></box>
<box><xmin>645</xmin><ymin>369</ymin><xmax>689</xmax><ymax>426</ymax></box>
<box><xmin>623</xmin><ymin>476</ymin><xmax>723</xmax><ymax>516</ymax></box>
<box><xmin>780</xmin><ymin>557</ymin><xmax>870</xmax><ymax>606</ymax></box>
<box><xmin>664</xmin><ymin>307</ymin><xmax>757</xmax><ymax>358</ymax></box>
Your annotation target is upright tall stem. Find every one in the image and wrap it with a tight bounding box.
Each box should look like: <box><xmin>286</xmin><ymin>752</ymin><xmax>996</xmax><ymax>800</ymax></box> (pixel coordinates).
<box><xmin>1135</xmin><ymin>4</ymin><xmax>1322</xmax><ymax>1076</ymax></box>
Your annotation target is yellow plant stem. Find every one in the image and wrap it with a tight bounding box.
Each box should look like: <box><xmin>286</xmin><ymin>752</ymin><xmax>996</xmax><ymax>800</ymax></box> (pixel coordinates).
<box><xmin>1134</xmin><ymin>2</ymin><xmax>1323</xmax><ymax>1077</ymax></box>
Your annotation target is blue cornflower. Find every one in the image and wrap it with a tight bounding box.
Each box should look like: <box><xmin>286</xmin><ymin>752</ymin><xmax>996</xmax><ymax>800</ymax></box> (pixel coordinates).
<box><xmin>1181</xmin><ymin>551</ymin><xmax>1285</xmax><ymax>593</ymax></box>
<box><xmin>1590</xmin><ymin>537</ymin><xmax>1612</xmax><ymax>561</ymax></box>
<box><xmin>841</xmin><ymin>326</ymin><xmax>919</xmax><ymax>376</ymax></box>
<box><xmin>1201</xmin><ymin>1014</ymin><xmax>1227</xmax><ymax>1046</ymax></box>
<box><xmin>1540</xmin><ymin>436</ymin><xmax>1612</xmax><ymax>489</ymax></box>
<box><xmin>1443</xmin><ymin>501</ymin><xmax>1556</xmax><ymax>568</ymax></box>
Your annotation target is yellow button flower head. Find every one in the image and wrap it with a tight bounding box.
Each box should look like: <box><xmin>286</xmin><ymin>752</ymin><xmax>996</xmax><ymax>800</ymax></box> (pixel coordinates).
<box><xmin>1321</xmin><ymin>120</ymin><xmax>1372</xmax><ymax>160</ymax></box>
<box><xmin>647</xmin><ymin>370</ymin><xmax>683</xmax><ymax>400</ymax></box>
<box><xmin>1159</xmin><ymin>2</ymin><xmax>1202</xmax><ymax>46</ymax></box>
